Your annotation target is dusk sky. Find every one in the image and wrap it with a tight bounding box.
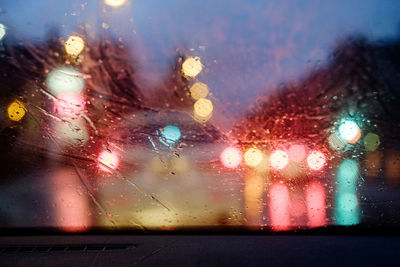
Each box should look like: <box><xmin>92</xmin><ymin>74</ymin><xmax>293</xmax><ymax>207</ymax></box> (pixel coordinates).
<box><xmin>1</xmin><ymin>0</ymin><xmax>399</xmax><ymax>118</ymax></box>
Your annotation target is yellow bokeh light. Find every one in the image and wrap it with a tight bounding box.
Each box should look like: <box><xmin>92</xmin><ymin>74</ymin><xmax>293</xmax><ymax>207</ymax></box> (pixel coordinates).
<box><xmin>104</xmin><ymin>0</ymin><xmax>127</xmax><ymax>7</ymax></box>
<box><xmin>7</xmin><ymin>100</ymin><xmax>26</xmax><ymax>122</ymax></box>
<box><xmin>364</xmin><ymin>132</ymin><xmax>380</xmax><ymax>152</ymax></box>
<box><xmin>65</xmin><ymin>35</ymin><xmax>85</xmax><ymax>57</ymax></box>
<box><xmin>244</xmin><ymin>147</ymin><xmax>263</xmax><ymax>167</ymax></box>
<box><xmin>190</xmin><ymin>82</ymin><xmax>209</xmax><ymax>100</ymax></box>
<box><xmin>244</xmin><ymin>174</ymin><xmax>264</xmax><ymax>225</ymax></box>
<box><xmin>194</xmin><ymin>112</ymin><xmax>212</xmax><ymax>123</ymax></box>
<box><xmin>182</xmin><ymin>56</ymin><xmax>203</xmax><ymax>78</ymax></box>
<box><xmin>194</xmin><ymin>98</ymin><xmax>213</xmax><ymax>119</ymax></box>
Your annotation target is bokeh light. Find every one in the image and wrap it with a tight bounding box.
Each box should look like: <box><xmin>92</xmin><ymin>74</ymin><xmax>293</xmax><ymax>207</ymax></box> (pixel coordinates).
<box><xmin>98</xmin><ymin>150</ymin><xmax>120</xmax><ymax>173</ymax></box>
<box><xmin>365</xmin><ymin>151</ymin><xmax>381</xmax><ymax>177</ymax></box>
<box><xmin>52</xmin><ymin>167</ymin><xmax>90</xmax><ymax>232</ymax></box>
<box><xmin>0</xmin><ymin>24</ymin><xmax>6</xmax><ymax>41</ymax></box>
<box><xmin>288</xmin><ymin>144</ymin><xmax>306</xmax><ymax>162</ymax></box>
<box><xmin>244</xmin><ymin>174</ymin><xmax>264</xmax><ymax>225</ymax></box>
<box><xmin>244</xmin><ymin>147</ymin><xmax>263</xmax><ymax>167</ymax></box>
<box><xmin>104</xmin><ymin>0</ymin><xmax>127</xmax><ymax>7</ymax></box>
<box><xmin>182</xmin><ymin>56</ymin><xmax>203</xmax><ymax>78</ymax></box>
<box><xmin>220</xmin><ymin>146</ymin><xmax>242</xmax><ymax>169</ymax></box>
<box><xmin>269</xmin><ymin>183</ymin><xmax>290</xmax><ymax>231</ymax></box>
<box><xmin>305</xmin><ymin>182</ymin><xmax>326</xmax><ymax>228</ymax></box>
<box><xmin>46</xmin><ymin>67</ymin><xmax>85</xmax><ymax>95</ymax></box>
<box><xmin>306</xmin><ymin>151</ymin><xmax>326</xmax><ymax>171</ymax></box>
<box><xmin>269</xmin><ymin>150</ymin><xmax>289</xmax><ymax>170</ymax></box>
<box><xmin>338</xmin><ymin>120</ymin><xmax>361</xmax><ymax>142</ymax></box>
<box><xmin>363</xmin><ymin>132</ymin><xmax>380</xmax><ymax>152</ymax></box>
<box><xmin>336</xmin><ymin>192</ymin><xmax>359</xmax><ymax>225</ymax></box>
<box><xmin>190</xmin><ymin>82</ymin><xmax>209</xmax><ymax>100</ymax></box>
<box><xmin>161</xmin><ymin>125</ymin><xmax>181</xmax><ymax>144</ymax></box>
<box><xmin>335</xmin><ymin>159</ymin><xmax>360</xmax><ymax>225</ymax></box>
<box><xmin>347</xmin><ymin>127</ymin><xmax>361</xmax><ymax>144</ymax></box>
<box><xmin>328</xmin><ymin>132</ymin><xmax>346</xmax><ymax>151</ymax></box>
<box><xmin>194</xmin><ymin>98</ymin><xmax>213</xmax><ymax>119</ymax></box>
<box><xmin>386</xmin><ymin>151</ymin><xmax>400</xmax><ymax>182</ymax></box>
<box><xmin>65</xmin><ymin>35</ymin><xmax>85</xmax><ymax>57</ymax></box>
<box><xmin>55</xmin><ymin>92</ymin><xmax>85</xmax><ymax>116</ymax></box>
<box><xmin>337</xmin><ymin>159</ymin><xmax>359</xmax><ymax>192</ymax></box>
<box><xmin>7</xmin><ymin>100</ymin><xmax>26</xmax><ymax>122</ymax></box>
<box><xmin>337</xmin><ymin>159</ymin><xmax>358</xmax><ymax>189</ymax></box>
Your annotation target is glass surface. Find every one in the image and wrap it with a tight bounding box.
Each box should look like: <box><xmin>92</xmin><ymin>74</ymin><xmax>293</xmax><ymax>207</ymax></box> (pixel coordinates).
<box><xmin>0</xmin><ymin>0</ymin><xmax>399</xmax><ymax>232</ymax></box>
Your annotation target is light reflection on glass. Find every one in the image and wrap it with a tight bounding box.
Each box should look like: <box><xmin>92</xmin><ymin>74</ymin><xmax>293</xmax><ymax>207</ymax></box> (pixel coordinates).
<box><xmin>269</xmin><ymin>182</ymin><xmax>290</xmax><ymax>231</ymax></box>
<box><xmin>54</xmin><ymin>92</ymin><xmax>85</xmax><ymax>117</ymax></box>
<box><xmin>365</xmin><ymin>151</ymin><xmax>381</xmax><ymax>177</ymax></box>
<box><xmin>52</xmin><ymin>167</ymin><xmax>90</xmax><ymax>232</ymax></box>
<box><xmin>53</xmin><ymin>92</ymin><xmax>88</xmax><ymax>147</ymax></box>
<box><xmin>244</xmin><ymin>174</ymin><xmax>264</xmax><ymax>226</ymax></box>
<box><xmin>54</xmin><ymin>118</ymin><xmax>89</xmax><ymax>147</ymax></box>
<box><xmin>305</xmin><ymin>182</ymin><xmax>326</xmax><ymax>228</ymax></box>
<box><xmin>98</xmin><ymin>150</ymin><xmax>120</xmax><ymax>173</ymax></box>
<box><xmin>336</xmin><ymin>193</ymin><xmax>359</xmax><ymax>226</ymax></box>
<box><xmin>335</xmin><ymin>159</ymin><xmax>360</xmax><ymax>225</ymax></box>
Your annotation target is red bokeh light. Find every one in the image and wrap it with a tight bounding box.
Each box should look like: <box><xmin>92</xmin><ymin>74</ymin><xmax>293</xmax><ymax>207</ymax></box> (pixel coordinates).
<box><xmin>269</xmin><ymin>182</ymin><xmax>290</xmax><ymax>231</ymax></box>
<box><xmin>306</xmin><ymin>182</ymin><xmax>326</xmax><ymax>228</ymax></box>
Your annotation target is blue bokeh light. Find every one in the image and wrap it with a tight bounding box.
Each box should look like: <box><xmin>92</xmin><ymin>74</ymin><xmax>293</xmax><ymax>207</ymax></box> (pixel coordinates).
<box><xmin>161</xmin><ymin>125</ymin><xmax>181</xmax><ymax>144</ymax></box>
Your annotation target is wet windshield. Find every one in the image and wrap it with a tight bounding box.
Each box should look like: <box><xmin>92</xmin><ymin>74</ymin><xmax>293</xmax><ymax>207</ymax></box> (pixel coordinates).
<box><xmin>0</xmin><ymin>0</ymin><xmax>399</xmax><ymax>232</ymax></box>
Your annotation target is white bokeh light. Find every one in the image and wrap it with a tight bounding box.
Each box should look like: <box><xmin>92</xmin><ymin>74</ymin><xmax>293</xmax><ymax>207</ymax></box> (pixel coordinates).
<box><xmin>46</xmin><ymin>67</ymin><xmax>85</xmax><ymax>95</ymax></box>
